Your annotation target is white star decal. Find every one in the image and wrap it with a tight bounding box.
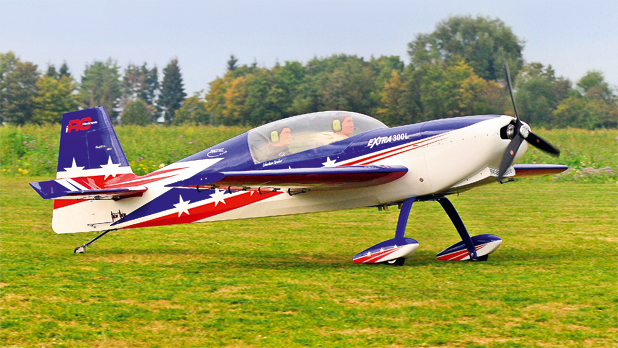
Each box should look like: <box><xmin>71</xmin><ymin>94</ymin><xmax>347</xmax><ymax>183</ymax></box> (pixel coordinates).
<box><xmin>211</xmin><ymin>189</ymin><xmax>227</xmax><ymax>207</ymax></box>
<box><xmin>63</xmin><ymin>158</ymin><xmax>85</xmax><ymax>177</ymax></box>
<box><xmin>173</xmin><ymin>195</ymin><xmax>191</xmax><ymax>217</ymax></box>
<box><xmin>322</xmin><ymin>157</ymin><xmax>337</xmax><ymax>167</ymax></box>
<box><xmin>100</xmin><ymin>156</ymin><xmax>122</xmax><ymax>179</ymax></box>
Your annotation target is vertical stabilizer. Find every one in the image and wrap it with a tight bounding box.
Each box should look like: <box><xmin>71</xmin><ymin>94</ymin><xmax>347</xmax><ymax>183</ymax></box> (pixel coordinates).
<box><xmin>56</xmin><ymin>107</ymin><xmax>133</xmax><ymax>179</ymax></box>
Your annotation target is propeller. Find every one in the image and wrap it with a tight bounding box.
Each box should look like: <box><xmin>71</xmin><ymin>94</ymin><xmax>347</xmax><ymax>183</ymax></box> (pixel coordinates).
<box><xmin>497</xmin><ymin>62</ymin><xmax>561</xmax><ymax>181</ymax></box>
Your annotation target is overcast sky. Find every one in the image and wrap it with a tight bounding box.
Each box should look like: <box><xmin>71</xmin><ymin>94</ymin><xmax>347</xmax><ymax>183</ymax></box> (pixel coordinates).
<box><xmin>3</xmin><ymin>0</ymin><xmax>617</xmax><ymax>95</ymax></box>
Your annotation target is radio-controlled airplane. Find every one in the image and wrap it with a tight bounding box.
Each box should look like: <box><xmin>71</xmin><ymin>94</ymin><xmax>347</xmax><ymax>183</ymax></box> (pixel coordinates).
<box><xmin>30</xmin><ymin>63</ymin><xmax>567</xmax><ymax>265</ymax></box>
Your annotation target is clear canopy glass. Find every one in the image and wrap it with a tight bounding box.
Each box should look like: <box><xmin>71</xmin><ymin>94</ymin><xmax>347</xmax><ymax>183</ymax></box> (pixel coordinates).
<box><xmin>247</xmin><ymin>111</ymin><xmax>387</xmax><ymax>163</ymax></box>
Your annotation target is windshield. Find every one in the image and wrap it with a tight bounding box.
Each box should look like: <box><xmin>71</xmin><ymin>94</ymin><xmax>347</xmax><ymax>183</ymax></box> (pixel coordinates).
<box><xmin>248</xmin><ymin>111</ymin><xmax>387</xmax><ymax>163</ymax></box>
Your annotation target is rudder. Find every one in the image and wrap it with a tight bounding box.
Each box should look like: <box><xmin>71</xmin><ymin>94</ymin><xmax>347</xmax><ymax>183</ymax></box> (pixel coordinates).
<box><xmin>56</xmin><ymin>107</ymin><xmax>133</xmax><ymax>179</ymax></box>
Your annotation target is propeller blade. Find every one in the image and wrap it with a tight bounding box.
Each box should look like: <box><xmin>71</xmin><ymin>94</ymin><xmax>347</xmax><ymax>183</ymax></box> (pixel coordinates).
<box><xmin>497</xmin><ymin>61</ymin><xmax>561</xmax><ymax>182</ymax></box>
<box><xmin>504</xmin><ymin>61</ymin><xmax>520</xmax><ymax>121</ymax></box>
<box><xmin>526</xmin><ymin>132</ymin><xmax>560</xmax><ymax>156</ymax></box>
<box><xmin>497</xmin><ymin>133</ymin><xmax>525</xmax><ymax>181</ymax></box>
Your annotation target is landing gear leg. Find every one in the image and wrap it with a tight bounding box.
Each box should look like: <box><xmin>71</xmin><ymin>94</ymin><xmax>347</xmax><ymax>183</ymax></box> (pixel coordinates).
<box><xmin>74</xmin><ymin>229</ymin><xmax>115</xmax><ymax>254</ymax></box>
<box><xmin>386</xmin><ymin>197</ymin><xmax>418</xmax><ymax>266</ymax></box>
<box><xmin>395</xmin><ymin>198</ymin><xmax>416</xmax><ymax>240</ymax></box>
<box><xmin>436</xmin><ymin>197</ymin><xmax>478</xmax><ymax>260</ymax></box>
<box><xmin>352</xmin><ymin>198</ymin><xmax>420</xmax><ymax>265</ymax></box>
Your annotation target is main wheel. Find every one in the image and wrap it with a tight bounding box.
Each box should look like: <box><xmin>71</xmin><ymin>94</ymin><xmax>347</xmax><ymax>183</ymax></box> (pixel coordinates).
<box><xmin>74</xmin><ymin>245</ymin><xmax>86</xmax><ymax>254</ymax></box>
<box><xmin>386</xmin><ymin>257</ymin><xmax>406</xmax><ymax>266</ymax></box>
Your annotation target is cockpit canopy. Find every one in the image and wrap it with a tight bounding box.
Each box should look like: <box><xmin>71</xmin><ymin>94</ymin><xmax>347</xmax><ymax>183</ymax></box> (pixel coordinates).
<box><xmin>248</xmin><ymin>111</ymin><xmax>387</xmax><ymax>163</ymax></box>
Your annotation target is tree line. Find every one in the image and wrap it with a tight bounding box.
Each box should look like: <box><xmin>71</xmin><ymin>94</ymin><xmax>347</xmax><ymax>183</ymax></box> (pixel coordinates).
<box><xmin>0</xmin><ymin>54</ymin><xmax>186</xmax><ymax>126</ymax></box>
<box><xmin>1</xmin><ymin>15</ymin><xmax>615</xmax><ymax>129</ymax></box>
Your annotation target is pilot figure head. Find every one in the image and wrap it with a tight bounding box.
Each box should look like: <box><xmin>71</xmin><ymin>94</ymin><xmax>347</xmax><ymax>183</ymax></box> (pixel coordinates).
<box><xmin>271</xmin><ymin>127</ymin><xmax>292</xmax><ymax>147</ymax></box>
<box><xmin>332</xmin><ymin>113</ymin><xmax>354</xmax><ymax>137</ymax></box>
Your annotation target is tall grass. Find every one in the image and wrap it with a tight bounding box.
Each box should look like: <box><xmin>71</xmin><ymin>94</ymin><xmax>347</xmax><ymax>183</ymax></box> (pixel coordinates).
<box><xmin>518</xmin><ymin>128</ymin><xmax>618</xmax><ymax>183</ymax></box>
<box><xmin>0</xmin><ymin>124</ymin><xmax>249</xmax><ymax>176</ymax></box>
<box><xmin>1</xmin><ymin>124</ymin><xmax>616</xmax><ymax>182</ymax></box>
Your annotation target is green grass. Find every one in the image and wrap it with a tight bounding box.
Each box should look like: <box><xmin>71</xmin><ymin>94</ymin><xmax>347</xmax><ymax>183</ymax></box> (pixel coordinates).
<box><xmin>1</xmin><ymin>124</ymin><xmax>250</xmax><ymax>176</ymax></box>
<box><xmin>518</xmin><ymin>128</ymin><xmax>618</xmax><ymax>183</ymax></box>
<box><xmin>1</xmin><ymin>176</ymin><xmax>616</xmax><ymax>347</ymax></box>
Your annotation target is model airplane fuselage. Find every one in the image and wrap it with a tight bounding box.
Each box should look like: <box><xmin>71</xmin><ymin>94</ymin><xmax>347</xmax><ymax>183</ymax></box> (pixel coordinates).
<box><xmin>30</xmin><ymin>107</ymin><xmax>567</xmax><ymax>264</ymax></box>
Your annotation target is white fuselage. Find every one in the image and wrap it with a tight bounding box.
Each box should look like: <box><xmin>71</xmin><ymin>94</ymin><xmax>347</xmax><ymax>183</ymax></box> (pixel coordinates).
<box><xmin>52</xmin><ymin>115</ymin><xmax>526</xmax><ymax>233</ymax></box>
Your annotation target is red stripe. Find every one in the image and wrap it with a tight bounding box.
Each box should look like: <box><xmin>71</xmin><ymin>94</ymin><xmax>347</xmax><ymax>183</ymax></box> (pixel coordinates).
<box><xmin>54</xmin><ymin>199</ymin><xmax>85</xmax><ymax>209</ymax></box>
<box><xmin>353</xmin><ymin>247</ymin><xmax>399</xmax><ymax>263</ymax></box>
<box><xmin>451</xmin><ymin>251</ymin><xmax>472</xmax><ymax>261</ymax></box>
<box><xmin>105</xmin><ymin>174</ymin><xmax>178</xmax><ymax>188</ymax></box>
<box><xmin>515</xmin><ymin>168</ymin><xmax>567</xmax><ymax>177</ymax></box>
<box><xmin>110</xmin><ymin>167</ymin><xmax>187</xmax><ymax>184</ymax></box>
<box><xmin>358</xmin><ymin>139</ymin><xmax>442</xmax><ymax>165</ymax></box>
<box><xmin>122</xmin><ymin>191</ymin><xmax>282</xmax><ymax>229</ymax></box>
<box><xmin>343</xmin><ymin>134</ymin><xmax>446</xmax><ymax>167</ymax></box>
<box><xmin>437</xmin><ymin>244</ymin><xmax>486</xmax><ymax>261</ymax></box>
<box><xmin>438</xmin><ymin>249</ymin><xmax>468</xmax><ymax>261</ymax></box>
<box><xmin>366</xmin><ymin>248</ymin><xmax>398</xmax><ymax>263</ymax></box>
<box><xmin>68</xmin><ymin>167</ymin><xmax>187</xmax><ymax>189</ymax></box>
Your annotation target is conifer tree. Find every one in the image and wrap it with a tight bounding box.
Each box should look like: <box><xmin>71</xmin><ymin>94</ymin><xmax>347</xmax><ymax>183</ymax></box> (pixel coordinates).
<box><xmin>58</xmin><ymin>62</ymin><xmax>71</xmax><ymax>79</ymax></box>
<box><xmin>158</xmin><ymin>58</ymin><xmax>186</xmax><ymax>124</ymax></box>
<box><xmin>80</xmin><ymin>59</ymin><xmax>122</xmax><ymax>121</ymax></box>
<box><xmin>227</xmin><ymin>55</ymin><xmax>238</xmax><ymax>72</ymax></box>
<box><xmin>46</xmin><ymin>64</ymin><xmax>58</xmax><ymax>79</ymax></box>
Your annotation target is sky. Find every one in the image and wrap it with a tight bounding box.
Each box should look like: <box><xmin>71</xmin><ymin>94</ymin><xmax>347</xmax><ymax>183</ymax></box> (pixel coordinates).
<box><xmin>3</xmin><ymin>0</ymin><xmax>617</xmax><ymax>96</ymax></box>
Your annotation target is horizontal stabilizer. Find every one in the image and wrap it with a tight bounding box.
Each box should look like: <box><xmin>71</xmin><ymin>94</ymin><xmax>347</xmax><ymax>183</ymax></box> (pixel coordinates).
<box><xmin>513</xmin><ymin>164</ymin><xmax>568</xmax><ymax>177</ymax></box>
<box><xmin>166</xmin><ymin>165</ymin><xmax>408</xmax><ymax>190</ymax></box>
<box><xmin>30</xmin><ymin>179</ymin><xmax>146</xmax><ymax>200</ymax></box>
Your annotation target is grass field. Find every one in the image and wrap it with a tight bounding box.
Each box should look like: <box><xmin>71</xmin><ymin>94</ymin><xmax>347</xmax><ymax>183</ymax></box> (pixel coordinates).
<box><xmin>1</xmin><ymin>176</ymin><xmax>616</xmax><ymax>347</ymax></box>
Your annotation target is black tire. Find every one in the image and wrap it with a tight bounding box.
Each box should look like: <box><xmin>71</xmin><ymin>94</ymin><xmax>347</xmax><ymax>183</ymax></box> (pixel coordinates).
<box><xmin>386</xmin><ymin>257</ymin><xmax>406</xmax><ymax>266</ymax></box>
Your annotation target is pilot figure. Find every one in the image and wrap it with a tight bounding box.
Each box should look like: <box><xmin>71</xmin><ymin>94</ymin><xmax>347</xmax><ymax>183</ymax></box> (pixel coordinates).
<box><xmin>258</xmin><ymin>126</ymin><xmax>292</xmax><ymax>162</ymax></box>
<box><xmin>331</xmin><ymin>112</ymin><xmax>355</xmax><ymax>139</ymax></box>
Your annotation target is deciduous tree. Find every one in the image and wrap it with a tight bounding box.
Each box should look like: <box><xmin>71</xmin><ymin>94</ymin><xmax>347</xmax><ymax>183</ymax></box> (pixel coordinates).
<box><xmin>173</xmin><ymin>95</ymin><xmax>210</xmax><ymax>125</ymax></box>
<box><xmin>408</xmin><ymin>15</ymin><xmax>524</xmax><ymax>81</ymax></box>
<box><xmin>0</xmin><ymin>58</ymin><xmax>40</xmax><ymax>125</ymax></box>
<box><xmin>376</xmin><ymin>70</ymin><xmax>410</xmax><ymax>126</ymax></box>
<box><xmin>32</xmin><ymin>75</ymin><xmax>79</xmax><ymax>124</ymax></box>
<box><xmin>122</xmin><ymin>99</ymin><xmax>152</xmax><ymax>126</ymax></box>
<box><xmin>302</xmin><ymin>55</ymin><xmax>375</xmax><ymax>114</ymax></box>
<box><xmin>552</xmin><ymin>71</ymin><xmax>617</xmax><ymax>129</ymax></box>
<box><xmin>417</xmin><ymin>60</ymin><xmax>499</xmax><ymax>120</ymax></box>
<box><xmin>515</xmin><ymin>62</ymin><xmax>571</xmax><ymax>126</ymax></box>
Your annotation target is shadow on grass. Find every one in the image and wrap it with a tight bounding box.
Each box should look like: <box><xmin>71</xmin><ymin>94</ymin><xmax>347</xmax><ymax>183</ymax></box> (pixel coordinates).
<box><xmin>73</xmin><ymin>245</ymin><xmax>503</xmax><ymax>271</ymax></box>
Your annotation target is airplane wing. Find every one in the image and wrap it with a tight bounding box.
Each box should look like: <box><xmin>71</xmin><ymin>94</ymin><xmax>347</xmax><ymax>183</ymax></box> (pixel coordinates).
<box><xmin>30</xmin><ymin>179</ymin><xmax>147</xmax><ymax>200</ymax></box>
<box><xmin>448</xmin><ymin>163</ymin><xmax>569</xmax><ymax>194</ymax></box>
<box><xmin>166</xmin><ymin>165</ymin><xmax>408</xmax><ymax>190</ymax></box>
<box><xmin>513</xmin><ymin>164</ymin><xmax>568</xmax><ymax>177</ymax></box>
